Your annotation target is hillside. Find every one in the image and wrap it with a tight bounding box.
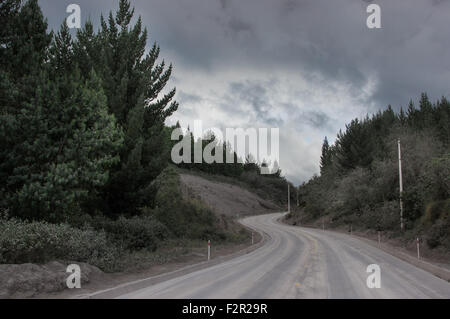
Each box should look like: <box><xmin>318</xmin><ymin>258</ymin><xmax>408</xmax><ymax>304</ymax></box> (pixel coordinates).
<box><xmin>285</xmin><ymin>94</ymin><xmax>450</xmax><ymax>262</ymax></box>
<box><xmin>180</xmin><ymin>173</ymin><xmax>280</xmax><ymax>218</ymax></box>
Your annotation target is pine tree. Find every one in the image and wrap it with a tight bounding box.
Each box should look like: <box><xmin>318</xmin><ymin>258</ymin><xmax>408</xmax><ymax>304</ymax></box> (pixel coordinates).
<box><xmin>5</xmin><ymin>68</ymin><xmax>124</xmax><ymax>221</ymax></box>
<box><xmin>335</xmin><ymin>119</ymin><xmax>373</xmax><ymax>171</ymax></box>
<box><xmin>320</xmin><ymin>137</ymin><xmax>332</xmax><ymax>174</ymax></box>
<box><xmin>71</xmin><ymin>0</ymin><xmax>179</xmax><ymax>216</ymax></box>
<box><xmin>418</xmin><ymin>92</ymin><xmax>434</xmax><ymax>128</ymax></box>
<box><xmin>244</xmin><ymin>154</ymin><xmax>260</xmax><ymax>174</ymax></box>
<box><xmin>5</xmin><ymin>0</ymin><xmax>52</xmax><ymax>79</ymax></box>
<box><xmin>435</xmin><ymin>97</ymin><xmax>450</xmax><ymax>145</ymax></box>
<box><xmin>50</xmin><ymin>22</ymin><xmax>74</xmax><ymax>76</ymax></box>
<box><xmin>0</xmin><ymin>4</ymin><xmax>124</xmax><ymax>221</ymax></box>
<box><xmin>0</xmin><ymin>0</ymin><xmax>21</xmax><ymax>68</ymax></box>
<box><xmin>1</xmin><ymin>0</ymin><xmax>52</xmax><ymax>211</ymax></box>
<box><xmin>406</xmin><ymin>99</ymin><xmax>417</xmax><ymax>127</ymax></box>
<box><xmin>271</xmin><ymin>160</ymin><xmax>282</xmax><ymax>177</ymax></box>
<box><xmin>398</xmin><ymin>107</ymin><xmax>406</xmax><ymax>125</ymax></box>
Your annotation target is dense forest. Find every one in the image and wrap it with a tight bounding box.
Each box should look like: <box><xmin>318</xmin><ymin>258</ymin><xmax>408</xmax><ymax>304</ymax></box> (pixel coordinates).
<box><xmin>0</xmin><ymin>0</ymin><xmax>287</xmax><ymax>271</ymax></box>
<box><xmin>1</xmin><ymin>0</ymin><xmax>180</xmax><ymax>221</ymax></box>
<box><xmin>288</xmin><ymin>95</ymin><xmax>449</xmax><ymax>251</ymax></box>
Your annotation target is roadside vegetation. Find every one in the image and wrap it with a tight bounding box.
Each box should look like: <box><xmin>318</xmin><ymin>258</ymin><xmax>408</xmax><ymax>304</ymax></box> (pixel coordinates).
<box><xmin>286</xmin><ymin>96</ymin><xmax>450</xmax><ymax>255</ymax></box>
<box><xmin>0</xmin><ymin>165</ymin><xmax>248</xmax><ymax>272</ymax></box>
<box><xmin>0</xmin><ymin>1</ymin><xmax>248</xmax><ymax>272</ymax></box>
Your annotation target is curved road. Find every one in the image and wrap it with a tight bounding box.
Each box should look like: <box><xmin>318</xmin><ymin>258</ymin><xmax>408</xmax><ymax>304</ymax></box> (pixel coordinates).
<box><xmin>118</xmin><ymin>213</ymin><xmax>450</xmax><ymax>299</ymax></box>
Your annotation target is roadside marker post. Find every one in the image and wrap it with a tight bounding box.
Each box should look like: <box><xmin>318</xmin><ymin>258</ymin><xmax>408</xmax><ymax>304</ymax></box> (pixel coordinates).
<box><xmin>208</xmin><ymin>240</ymin><xmax>211</xmax><ymax>261</ymax></box>
<box><xmin>378</xmin><ymin>231</ymin><xmax>381</xmax><ymax>245</ymax></box>
<box><xmin>251</xmin><ymin>232</ymin><xmax>254</xmax><ymax>245</ymax></box>
<box><xmin>287</xmin><ymin>184</ymin><xmax>290</xmax><ymax>213</ymax></box>
<box><xmin>417</xmin><ymin>237</ymin><xmax>420</xmax><ymax>260</ymax></box>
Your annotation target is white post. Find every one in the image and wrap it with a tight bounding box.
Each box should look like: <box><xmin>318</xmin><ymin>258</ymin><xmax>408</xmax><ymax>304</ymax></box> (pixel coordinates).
<box><xmin>350</xmin><ymin>224</ymin><xmax>352</xmax><ymax>236</ymax></box>
<box><xmin>398</xmin><ymin>139</ymin><xmax>404</xmax><ymax>231</ymax></box>
<box><xmin>322</xmin><ymin>221</ymin><xmax>325</xmax><ymax>231</ymax></box>
<box><xmin>208</xmin><ymin>240</ymin><xmax>211</xmax><ymax>261</ymax></box>
<box><xmin>297</xmin><ymin>187</ymin><xmax>299</xmax><ymax>207</ymax></box>
<box><xmin>251</xmin><ymin>232</ymin><xmax>254</xmax><ymax>245</ymax></box>
<box><xmin>417</xmin><ymin>237</ymin><xmax>420</xmax><ymax>260</ymax></box>
<box><xmin>287</xmin><ymin>184</ymin><xmax>290</xmax><ymax>213</ymax></box>
<box><xmin>378</xmin><ymin>231</ymin><xmax>381</xmax><ymax>245</ymax></box>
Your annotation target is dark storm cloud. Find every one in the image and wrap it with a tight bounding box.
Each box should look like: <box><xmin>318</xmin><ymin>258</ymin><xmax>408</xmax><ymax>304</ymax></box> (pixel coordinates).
<box><xmin>38</xmin><ymin>0</ymin><xmax>450</xmax><ymax>184</ymax></box>
<box><xmin>40</xmin><ymin>0</ymin><xmax>450</xmax><ymax>109</ymax></box>
<box><xmin>299</xmin><ymin>110</ymin><xmax>332</xmax><ymax>130</ymax></box>
<box><xmin>229</xmin><ymin>81</ymin><xmax>270</xmax><ymax>115</ymax></box>
<box><xmin>177</xmin><ymin>91</ymin><xmax>203</xmax><ymax>104</ymax></box>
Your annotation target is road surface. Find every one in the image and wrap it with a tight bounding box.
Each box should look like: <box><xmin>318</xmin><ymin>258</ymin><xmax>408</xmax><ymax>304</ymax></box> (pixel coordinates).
<box><xmin>117</xmin><ymin>213</ymin><xmax>450</xmax><ymax>299</ymax></box>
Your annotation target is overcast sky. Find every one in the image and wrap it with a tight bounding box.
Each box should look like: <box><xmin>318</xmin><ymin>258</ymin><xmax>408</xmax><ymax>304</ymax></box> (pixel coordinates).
<box><xmin>39</xmin><ymin>0</ymin><xmax>450</xmax><ymax>185</ymax></box>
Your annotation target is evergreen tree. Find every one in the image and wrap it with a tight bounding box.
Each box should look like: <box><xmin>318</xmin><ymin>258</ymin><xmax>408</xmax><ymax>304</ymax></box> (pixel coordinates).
<box><xmin>4</xmin><ymin>69</ymin><xmax>124</xmax><ymax>221</ymax></box>
<box><xmin>335</xmin><ymin>119</ymin><xmax>373</xmax><ymax>171</ymax></box>
<box><xmin>398</xmin><ymin>107</ymin><xmax>406</xmax><ymax>125</ymax></box>
<box><xmin>0</xmin><ymin>0</ymin><xmax>21</xmax><ymax>67</ymax></box>
<box><xmin>71</xmin><ymin>0</ymin><xmax>179</xmax><ymax>216</ymax></box>
<box><xmin>418</xmin><ymin>92</ymin><xmax>434</xmax><ymax>128</ymax></box>
<box><xmin>3</xmin><ymin>0</ymin><xmax>52</xmax><ymax>79</ymax></box>
<box><xmin>320</xmin><ymin>137</ymin><xmax>332</xmax><ymax>174</ymax></box>
<box><xmin>435</xmin><ymin>97</ymin><xmax>450</xmax><ymax>145</ymax></box>
<box><xmin>271</xmin><ymin>160</ymin><xmax>282</xmax><ymax>177</ymax></box>
<box><xmin>406</xmin><ymin>100</ymin><xmax>417</xmax><ymax>127</ymax></box>
<box><xmin>0</xmin><ymin>3</ymin><xmax>124</xmax><ymax>221</ymax></box>
<box><xmin>244</xmin><ymin>154</ymin><xmax>260</xmax><ymax>174</ymax></box>
<box><xmin>50</xmin><ymin>22</ymin><xmax>74</xmax><ymax>76</ymax></box>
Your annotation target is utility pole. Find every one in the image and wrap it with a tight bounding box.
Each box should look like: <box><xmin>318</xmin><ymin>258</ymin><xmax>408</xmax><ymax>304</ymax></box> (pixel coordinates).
<box><xmin>398</xmin><ymin>139</ymin><xmax>404</xmax><ymax>231</ymax></box>
<box><xmin>287</xmin><ymin>184</ymin><xmax>290</xmax><ymax>213</ymax></box>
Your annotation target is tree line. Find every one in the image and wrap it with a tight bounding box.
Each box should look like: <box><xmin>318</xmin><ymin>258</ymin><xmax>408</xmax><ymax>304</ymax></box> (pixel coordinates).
<box><xmin>295</xmin><ymin>94</ymin><xmax>449</xmax><ymax>249</ymax></box>
<box><xmin>1</xmin><ymin>0</ymin><xmax>178</xmax><ymax>222</ymax></box>
<box><xmin>171</xmin><ymin>125</ymin><xmax>282</xmax><ymax>178</ymax></box>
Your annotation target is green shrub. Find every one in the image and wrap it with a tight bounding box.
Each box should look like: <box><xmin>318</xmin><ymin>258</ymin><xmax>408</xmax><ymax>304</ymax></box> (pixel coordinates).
<box><xmin>422</xmin><ymin>199</ymin><xmax>450</xmax><ymax>224</ymax></box>
<box><xmin>422</xmin><ymin>200</ymin><xmax>450</xmax><ymax>249</ymax></box>
<box><xmin>0</xmin><ymin>216</ymin><xmax>121</xmax><ymax>272</ymax></box>
<box><xmin>92</xmin><ymin>215</ymin><xmax>169</xmax><ymax>252</ymax></box>
<box><xmin>147</xmin><ymin>166</ymin><xmax>227</xmax><ymax>241</ymax></box>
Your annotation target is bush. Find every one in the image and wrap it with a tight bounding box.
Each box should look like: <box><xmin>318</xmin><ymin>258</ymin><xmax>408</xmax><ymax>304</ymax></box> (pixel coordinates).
<box><xmin>422</xmin><ymin>200</ymin><xmax>450</xmax><ymax>249</ymax></box>
<box><xmin>0</xmin><ymin>216</ymin><xmax>121</xmax><ymax>272</ymax></box>
<box><xmin>147</xmin><ymin>165</ymin><xmax>227</xmax><ymax>241</ymax></box>
<box><xmin>92</xmin><ymin>215</ymin><xmax>169</xmax><ymax>252</ymax></box>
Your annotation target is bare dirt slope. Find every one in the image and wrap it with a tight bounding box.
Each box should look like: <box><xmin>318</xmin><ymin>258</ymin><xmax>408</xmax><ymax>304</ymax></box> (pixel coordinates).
<box><xmin>180</xmin><ymin>173</ymin><xmax>280</xmax><ymax>217</ymax></box>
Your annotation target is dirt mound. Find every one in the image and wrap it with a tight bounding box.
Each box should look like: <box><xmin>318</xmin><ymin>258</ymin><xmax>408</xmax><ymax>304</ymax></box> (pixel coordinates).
<box><xmin>180</xmin><ymin>173</ymin><xmax>280</xmax><ymax>217</ymax></box>
<box><xmin>0</xmin><ymin>261</ymin><xmax>103</xmax><ymax>299</ymax></box>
